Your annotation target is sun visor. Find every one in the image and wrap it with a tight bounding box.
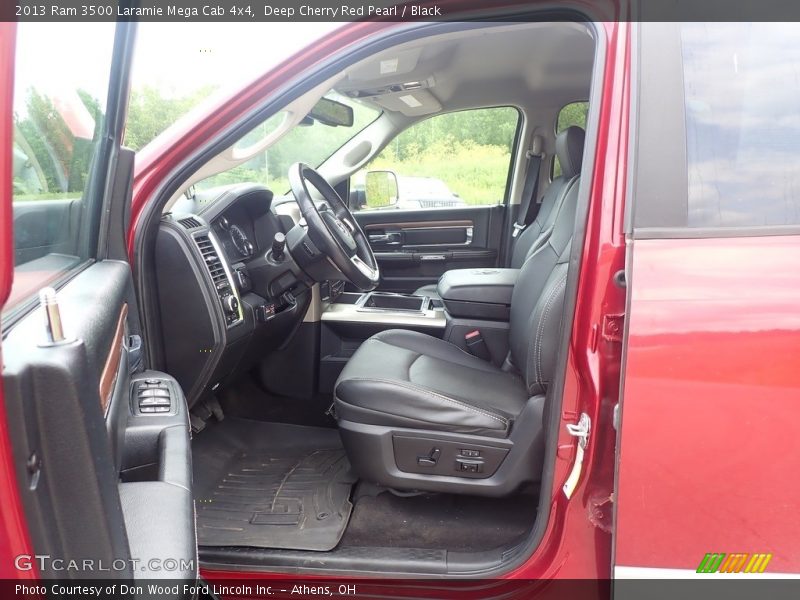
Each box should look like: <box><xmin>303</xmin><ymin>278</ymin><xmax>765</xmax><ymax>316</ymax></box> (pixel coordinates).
<box><xmin>346</xmin><ymin>47</ymin><xmax>423</xmax><ymax>82</ymax></box>
<box><xmin>371</xmin><ymin>89</ymin><xmax>441</xmax><ymax>116</ymax></box>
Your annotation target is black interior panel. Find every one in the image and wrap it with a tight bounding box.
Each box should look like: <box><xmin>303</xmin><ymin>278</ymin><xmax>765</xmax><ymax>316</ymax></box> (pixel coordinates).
<box><xmin>353</xmin><ymin>205</ymin><xmax>505</xmax><ymax>293</ymax></box>
<box><xmin>12</xmin><ymin>198</ymin><xmax>83</xmax><ymax>265</ymax></box>
<box><xmin>2</xmin><ymin>263</ymin><xmax>196</xmax><ymax>590</ymax></box>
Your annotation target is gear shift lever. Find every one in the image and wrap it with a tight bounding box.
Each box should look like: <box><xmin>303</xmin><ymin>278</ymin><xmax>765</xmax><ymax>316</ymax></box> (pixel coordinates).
<box><xmin>272</xmin><ymin>232</ymin><xmax>286</xmax><ymax>261</ymax></box>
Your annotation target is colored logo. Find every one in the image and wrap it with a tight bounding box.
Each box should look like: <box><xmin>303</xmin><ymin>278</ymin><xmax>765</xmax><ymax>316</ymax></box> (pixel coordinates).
<box><xmin>696</xmin><ymin>553</ymin><xmax>772</xmax><ymax>574</ymax></box>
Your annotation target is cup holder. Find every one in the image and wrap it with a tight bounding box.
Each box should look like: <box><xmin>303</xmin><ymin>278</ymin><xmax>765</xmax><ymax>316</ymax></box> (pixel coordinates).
<box><xmin>358</xmin><ymin>292</ymin><xmax>427</xmax><ymax>313</ymax></box>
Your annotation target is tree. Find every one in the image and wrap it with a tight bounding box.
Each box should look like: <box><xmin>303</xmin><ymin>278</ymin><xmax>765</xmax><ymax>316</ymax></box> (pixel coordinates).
<box><xmin>124</xmin><ymin>85</ymin><xmax>217</xmax><ymax>151</ymax></box>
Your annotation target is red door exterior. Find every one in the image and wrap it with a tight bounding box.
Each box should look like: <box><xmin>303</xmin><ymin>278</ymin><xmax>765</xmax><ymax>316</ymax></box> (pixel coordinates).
<box><xmin>614</xmin><ymin>236</ymin><xmax>800</xmax><ymax>575</ymax></box>
<box><xmin>614</xmin><ymin>21</ymin><xmax>800</xmax><ymax>577</ymax></box>
<box><xmin>0</xmin><ymin>21</ymin><xmax>38</xmax><ymax>580</ymax></box>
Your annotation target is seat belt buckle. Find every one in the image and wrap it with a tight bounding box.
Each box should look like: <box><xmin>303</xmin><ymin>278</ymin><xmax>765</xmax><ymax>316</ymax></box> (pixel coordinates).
<box><xmin>512</xmin><ymin>222</ymin><xmax>526</xmax><ymax>238</ymax></box>
<box><xmin>465</xmin><ymin>330</ymin><xmax>491</xmax><ymax>361</ymax></box>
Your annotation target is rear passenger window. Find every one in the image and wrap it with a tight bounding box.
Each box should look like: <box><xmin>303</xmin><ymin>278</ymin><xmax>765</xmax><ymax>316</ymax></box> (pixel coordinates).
<box><xmin>553</xmin><ymin>102</ymin><xmax>588</xmax><ymax>178</ymax></box>
<box><xmin>681</xmin><ymin>23</ymin><xmax>800</xmax><ymax>228</ymax></box>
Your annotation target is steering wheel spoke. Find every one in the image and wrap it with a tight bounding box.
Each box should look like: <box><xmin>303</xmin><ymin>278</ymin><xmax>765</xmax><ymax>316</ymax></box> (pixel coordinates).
<box><xmin>350</xmin><ymin>254</ymin><xmax>380</xmax><ymax>285</ymax></box>
<box><xmin>288</xmin><ymin>162</ymin><xmax>380</xmax><ymax>291</ymax></box>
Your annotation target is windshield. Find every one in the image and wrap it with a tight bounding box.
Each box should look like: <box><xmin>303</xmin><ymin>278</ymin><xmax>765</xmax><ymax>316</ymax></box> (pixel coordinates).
<box><xmin>196</xmin><ymin>93</ymin><xmax>380</xmax><ymax>193</ymax></box>
<box><xmin>125</xmin><ymin>23</ymin><xmax>342</xmax><ymax>151</ymax></box>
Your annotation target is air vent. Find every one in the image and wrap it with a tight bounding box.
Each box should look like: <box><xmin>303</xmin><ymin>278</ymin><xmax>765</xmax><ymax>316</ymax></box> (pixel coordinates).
<box><xmin>193</xmin><ymin>233</ymin><xmax>243</xmax><ymax>328</ymax></box>
<box><xmin>178</xmin><ymin>216</ymin><xmax>202</xmax><ymax>229</ymax></box>
<box><xmin>194</xmin><ymin>235</ymin><xmax>227</xmax><ymax>287</ymax></box>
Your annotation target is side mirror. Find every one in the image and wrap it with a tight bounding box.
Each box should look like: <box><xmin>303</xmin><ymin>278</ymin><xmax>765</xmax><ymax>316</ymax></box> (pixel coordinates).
<box><xmin>364</xmin><ymin>170</ymin><xmax>399</xmax><ymax>208</ymax></box>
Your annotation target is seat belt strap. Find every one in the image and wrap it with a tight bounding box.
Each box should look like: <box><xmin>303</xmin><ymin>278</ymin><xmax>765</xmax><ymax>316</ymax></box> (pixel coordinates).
<box><xmin>513</xmin><ymin>135</ymin><xmax>545</xmax><ymax>238</ymax></box>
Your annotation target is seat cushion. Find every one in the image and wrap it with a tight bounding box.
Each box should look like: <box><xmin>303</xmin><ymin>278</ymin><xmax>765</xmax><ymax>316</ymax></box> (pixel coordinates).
<box><xmin>334</xmin><ymin>330</ymin><xmax>528</xmax><ymax>438</ymax></box>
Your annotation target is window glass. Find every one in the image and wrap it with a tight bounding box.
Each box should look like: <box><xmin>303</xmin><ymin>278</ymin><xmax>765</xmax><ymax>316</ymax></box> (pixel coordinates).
<box><xmin>125</xmin><ymin>23</ymin><xmax>340</xmax><ymax>151</ymax></box>
<box><xmin>553</xmin><ymin>101</ymin><xmax>588</xmax><ymax>178</ymax></box>
<box><xmin>354</xmin><ymin>107</ymin><xmax>519</xmax><ymax>210</ymax></box>
<box><xmin>681</xmin><ymin>23</ymin><xmax>800</xmax><ymax>227</ymax></box>
<box><xmin>196</xmin><ymin>93</ymin><xmax>380</xmax><ymax>193</ymax></box>
<box><xmin>7</xmin><ymin>23</ymin><xmax>116</xmax><ymax>317</ymax></box>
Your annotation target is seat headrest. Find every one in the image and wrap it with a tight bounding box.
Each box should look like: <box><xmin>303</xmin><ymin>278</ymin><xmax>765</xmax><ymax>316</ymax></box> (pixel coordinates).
<box><xmin>555</xmin><ymin>126</ymin><xmax>585</xmax><ymax>179</ymax></box>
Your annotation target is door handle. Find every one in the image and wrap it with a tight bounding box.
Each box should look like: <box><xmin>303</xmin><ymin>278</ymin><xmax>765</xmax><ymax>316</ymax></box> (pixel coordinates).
<box><xmin>368</xmin><ymin>232</ymin><xmax>401</xmax><ymax>245</ymax></box>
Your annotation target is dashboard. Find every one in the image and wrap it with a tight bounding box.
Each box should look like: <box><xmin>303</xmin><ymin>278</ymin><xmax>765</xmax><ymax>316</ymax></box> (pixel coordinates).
<box><xmin>154</xmin><ymin>184</ymin><xmax>311</xmax><ymax>408</ymax></box>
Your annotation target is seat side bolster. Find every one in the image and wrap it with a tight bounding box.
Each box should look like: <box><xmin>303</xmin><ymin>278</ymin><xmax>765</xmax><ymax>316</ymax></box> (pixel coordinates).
<box><xmin>526</xmin><ymin>261</ymin><xmax>569</xmax><ymax>394</ymax></box>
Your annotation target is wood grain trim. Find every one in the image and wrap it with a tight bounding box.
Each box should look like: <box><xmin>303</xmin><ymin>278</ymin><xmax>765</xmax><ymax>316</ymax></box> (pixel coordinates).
<box><xmin>364</xmin><ymin>220</ymin><xmax>472</xmax><ymax>230</ymax></box>
<box><xmin>99</xmin><ymin>303</ymin><xmax>128</xmax><ymax>415</ymax></box>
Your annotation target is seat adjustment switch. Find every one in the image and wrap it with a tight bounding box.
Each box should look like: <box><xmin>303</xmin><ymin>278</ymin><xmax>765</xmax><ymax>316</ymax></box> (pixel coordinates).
<box><xmin>456</xmin><ymin>459</ymin><xmax>484</xmax><ymax>473</ymax></box>
<box><xmin>417</xmin><ymin>447</ymin><xmax>441</xmax><ymax>467</ymax></box>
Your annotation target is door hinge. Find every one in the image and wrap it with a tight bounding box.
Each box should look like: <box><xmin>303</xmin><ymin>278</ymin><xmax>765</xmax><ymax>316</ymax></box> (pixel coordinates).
<box><xmin>563</xmin><ymin>412</ymin><xmax>591</xmax><ymax>499</ymax></box>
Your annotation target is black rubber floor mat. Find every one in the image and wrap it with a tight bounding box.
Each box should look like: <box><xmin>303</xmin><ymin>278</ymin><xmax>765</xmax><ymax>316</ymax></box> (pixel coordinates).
<box><xmin>192</xmin><ymin>418</ymin><xmax>356</xmax><ymax>551</ymax></box>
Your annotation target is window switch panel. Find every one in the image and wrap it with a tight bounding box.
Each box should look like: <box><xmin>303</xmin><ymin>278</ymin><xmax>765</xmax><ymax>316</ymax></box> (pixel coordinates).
<box><xmin>133</xmin><ymin>378</ymin><xmax>174</xmax><ymax>415</ymax></box>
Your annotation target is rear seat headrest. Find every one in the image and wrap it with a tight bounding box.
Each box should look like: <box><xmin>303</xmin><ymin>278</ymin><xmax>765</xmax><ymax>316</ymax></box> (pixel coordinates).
<box><xmin>555</xmin><ymin>126</ymin><xmax>585</xmax><ymax>179</ymax></box>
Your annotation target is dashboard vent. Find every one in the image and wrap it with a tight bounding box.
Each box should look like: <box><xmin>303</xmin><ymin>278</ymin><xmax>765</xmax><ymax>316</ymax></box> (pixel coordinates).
<box><xmin>194</xmin><ymin>235</ymin><xmax>227</xmax><ymax>287</ymax></box>
<box><xmin>178</xmin><ymin>216</ymin><xmax>202</xmax><ymax>229</ymax></box>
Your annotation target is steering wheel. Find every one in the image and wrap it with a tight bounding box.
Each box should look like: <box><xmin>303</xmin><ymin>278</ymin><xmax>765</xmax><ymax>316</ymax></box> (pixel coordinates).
<box><xmin>288</xmin><ymin>163</ymin><xmax>380</xmax><ymax>292</ymax></box>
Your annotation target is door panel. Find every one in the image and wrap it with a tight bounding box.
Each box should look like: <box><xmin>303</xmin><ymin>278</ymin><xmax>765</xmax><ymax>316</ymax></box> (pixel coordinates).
<box><xmin>12</xmin><ymin>199</ymin><xmax>82</xmax><ymax>265</ymax></box>
<box><xmin>3</xmin><ymin>262</ymin><xmax>141</xmax><ymax>576</ymax></box>
<box><xmin>614</xmin><ymin>236</ymin><xmax>800</xmax><ymax>575</ymax></box>
<box><xmin>1</xmin><ymin>23</ymin><xmax>196</xmax><ymax>589</ymax></box>
<box><xmin>354</xmin><ymin>205</ymin><xmax>504</xmax><ymax>293</ymax></box>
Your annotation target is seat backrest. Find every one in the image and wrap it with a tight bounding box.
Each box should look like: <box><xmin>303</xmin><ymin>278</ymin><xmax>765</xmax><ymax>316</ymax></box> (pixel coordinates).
<box><xmin>510</xmin><ymin>126</ymin><xmax>585</xmax><ymax>269</ymax></box>
<box><xmin>508</xmin><ymin>175</ymin><xmax>579</xmax><ymax>396</ymax></box>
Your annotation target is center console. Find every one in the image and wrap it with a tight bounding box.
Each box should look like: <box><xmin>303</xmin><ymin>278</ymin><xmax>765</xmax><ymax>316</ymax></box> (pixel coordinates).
<box><xmin>322</xmin><ymin>291</ymin><xmax>446</xmax><ymax>329</ymax></box>
<box><xmin>320</xmin><ymin>269</ymin><xmax>521</xmax><ymax>391</ymax></box>
<box><xmin>433</xmin><ymin>268</ymin><xmax>520</xmax><ymax>366</ymax></box>
<box><xmin>437</xmin><ymin>268</ymin><xmax>518</xmax><ymax>321</ymax></box>
<box><xmin>319</xmin><ymin>290</ymin><xmax>446</xmax><ymax>392</ymax></box>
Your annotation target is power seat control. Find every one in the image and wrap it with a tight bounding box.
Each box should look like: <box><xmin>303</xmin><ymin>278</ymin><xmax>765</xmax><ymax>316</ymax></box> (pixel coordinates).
<box><xmin>417</xmin><ymin>447</ymin><xmax>441</xmax><ymax>467</ymax></box>
<box><xmin>456</xmin><ymin>459</ymin><xmax>484</xmax><ymax>473</ymax></box>
<box><xmin>135</xmin><ymin>379</ymin><xmax>172</xmax><ymax>415</ymax></box>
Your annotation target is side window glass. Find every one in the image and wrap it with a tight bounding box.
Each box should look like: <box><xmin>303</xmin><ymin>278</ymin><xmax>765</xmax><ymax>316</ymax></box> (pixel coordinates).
<box><xmin>681</xmin><ymin>23</ymin><xmax>800</xmax><ymax>228</ymax></box>
<box><xmin>354</xmin><ymin>107</ymin><xmax>519</xmax><ymax>210</ymax></box>
<box><xmin>7</xmin><ymin>24</ymin><xmax>116</xmax><ymax>317</ymax></box>
<box><xmin>553</xmin><ymin>101</ymin><xmax>588</xmax><ymax>178</ymax></box>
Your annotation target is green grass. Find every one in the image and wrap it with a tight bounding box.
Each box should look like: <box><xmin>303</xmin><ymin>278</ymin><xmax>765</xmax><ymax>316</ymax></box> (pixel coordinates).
<box><xmin>368</xmin><ymin>141</ymin><xmax>511</xmax><ymax>206</ymax></box>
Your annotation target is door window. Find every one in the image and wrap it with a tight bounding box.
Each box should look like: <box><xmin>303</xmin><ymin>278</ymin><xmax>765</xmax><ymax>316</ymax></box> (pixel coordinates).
<box><xmin>633</xmin><ymin>23</ymin><xmax>800</xmax><ymax>232</ymax></box>
<box><xmin>681</xmin><ymin>23</ymin><xmax>800</xmax><ymax>228</ymax></box>
<box><xmin>355</xmin><ymin>107</ymin><xmax>520</xmax><ymax>210</ymax></box>
<box><xmin>6</xmin><ymin>23</ymin><xmax>117</xmax><ymax>317</ymax></box>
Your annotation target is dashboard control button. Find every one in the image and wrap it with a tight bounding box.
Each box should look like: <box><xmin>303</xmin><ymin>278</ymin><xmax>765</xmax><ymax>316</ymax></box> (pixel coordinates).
<box><xmin>222</xmin><ymin>294</ymin><xmax>239</xmax><ymax>315</ymax></box>
<box><xmin>255</xmin><ymin>303</ymin><xmax>276</xmax><ymax>323</ymax></box>
<box><xmin>138</xmin><ymin>389</ymin><xmax>171</xmax><ymax>399</ymax></box>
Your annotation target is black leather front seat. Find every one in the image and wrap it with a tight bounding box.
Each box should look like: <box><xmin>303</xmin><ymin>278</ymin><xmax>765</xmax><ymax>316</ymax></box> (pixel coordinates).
<box><xmin>334</xmin><ymin>174</ymin><xmax>580</xmax><ymax>496</ymax></box>
<box><xmin>414</xmin><ymin>126</ymin><xmax>584</xmax><ymax>299</ymax></box>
